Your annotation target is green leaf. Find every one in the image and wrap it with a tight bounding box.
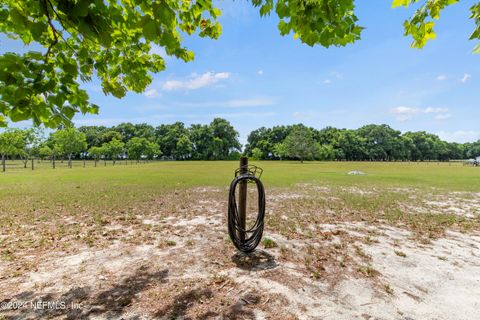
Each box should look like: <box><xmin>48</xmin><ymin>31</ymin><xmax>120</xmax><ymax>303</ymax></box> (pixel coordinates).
<box><xmin>474</xmin><ymin>43</ymin><xmax>480</xmax><ymax>54</ymax></box>
<box><xmin>392</xmin><ymin>0</ymin><xmax>410</xmax><ymax>8</ymax></box>
<box><xmin>143</xmin><ymin>19</ymin><xmax>159</xmax><ymax>41</ymax></box>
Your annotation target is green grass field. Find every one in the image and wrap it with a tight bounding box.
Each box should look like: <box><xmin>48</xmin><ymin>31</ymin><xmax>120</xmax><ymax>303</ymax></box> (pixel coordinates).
<box><xmin>1</xmin><ymin>160</ymin><xmax>479</xmax><ymax>319</ymax></box>
<box><xmin>1</xmin><ymin>160</ymin><xmax>479</xmax><ymax>214</ymax></box>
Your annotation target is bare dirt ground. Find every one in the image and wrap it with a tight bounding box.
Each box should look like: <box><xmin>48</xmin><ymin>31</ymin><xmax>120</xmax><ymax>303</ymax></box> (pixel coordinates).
<box><xmin>0</xmin><ymin>185</ymin><xmax>479</xmax><ymax>319</ymax></box>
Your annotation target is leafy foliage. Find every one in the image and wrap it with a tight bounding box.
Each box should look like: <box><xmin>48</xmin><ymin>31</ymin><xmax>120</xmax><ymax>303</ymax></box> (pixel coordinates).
<box><xmin>51</xmin><ymin>127</ymin><xmax>87</xmax><ymax>166</ymax></box>
<box><xmin>392</xmin><ymin>0</ymin><xmax>480</xmax><ymax>52</ymax></box>
<box><xmin>245</xmin><ymin>123</ymin><xmax>474</xmax><ymax>161</ymax></box>
<box><xmin>0</xmin><ymin>0</ymin><xmax>222</xmax><ymax>127</ymax></box>
<box><xmin>254</xmin><ymin>0</ymin><xmax>362</xmax><ymax>47</ymax></box>
<box><xmin>1</xmin><ymin>0</ymin><xmax>478</xmax><ymax>127</ymax></box>
<box><xmin>126</xmin><ymin>136</ymin><xmax>162</xmax><ymax>160</ymax></box>
<box><xmin>283</xmin><ymin>126</ymin><xmax>318</xmax><ymax>162</ymax></box>
<box><xmin>102</xmin><ymin>138</ymin><xmax>125</xmax><ymax>164</ymax></box>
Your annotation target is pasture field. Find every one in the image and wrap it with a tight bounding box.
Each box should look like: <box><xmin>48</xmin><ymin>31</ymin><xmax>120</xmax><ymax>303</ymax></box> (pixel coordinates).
<box><xmin>0</xmin><ymin>161</ymin><xmax>479</xmax><ymax>319</ymax></box>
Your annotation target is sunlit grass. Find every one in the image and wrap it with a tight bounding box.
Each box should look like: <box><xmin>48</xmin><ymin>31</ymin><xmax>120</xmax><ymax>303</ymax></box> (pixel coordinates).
<box><xmin>0</xmin><ymin>160</ymin><xmax>479</xmax><ymax>215</ymax></box>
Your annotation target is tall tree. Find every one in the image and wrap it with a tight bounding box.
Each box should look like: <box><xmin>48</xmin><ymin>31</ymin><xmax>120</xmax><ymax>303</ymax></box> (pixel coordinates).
<box><xmin>126</xmin><ymin>137</ymin><xmax>149</xmax><ymax>162</ymax></box>
<box><xmin>283</xmin><ymin>126</ymin><xmax>317</xmax><ymax>163</ymax></box>
<box><xmin>103</xmin><ymin>138</ymin><xmax>125</xmax><ymax>165</ymax></box>
<box><xmin>189</xmin><ymin>124</ymin><xmax>213</xmax><ymax>160</ymax></box>
<box><xmin>175</xmin><ymin>134</ymin><xmax>193</xmax><ymax>160</ymax></box>
<box><xmin>52</xmin><ymin>128</ymin><xmax>87</xmax><ymax>168</ymax></box>
<box><xmin>87</xmin><ymin>146</ymin><xmax>104</xmax><ymax>167</ymax></box>
<box><xmin>209</xmin><ymin>118</ymin><xmax>241</xmax><ymax>160</ymax></box>
<box><xmin>20</xmin><ymin>128</ymin><xmax>43</xmax><ymax>169</ymax></box>
<box><xmin>0</xmin><ymin>129</ymin><xmax>25</xmax><ymax>172</ymax></box>
<box><xmin>155</xmin><ymin>122</ymin><xmax>189</xmax><ymax>159</ymax></box>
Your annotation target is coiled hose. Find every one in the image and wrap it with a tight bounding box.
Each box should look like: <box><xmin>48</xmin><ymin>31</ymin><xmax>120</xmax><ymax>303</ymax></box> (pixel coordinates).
<box><xmin>227</xmin><ymin>173</ymin><xmax>266</xmax><ymax>253</ymax></box>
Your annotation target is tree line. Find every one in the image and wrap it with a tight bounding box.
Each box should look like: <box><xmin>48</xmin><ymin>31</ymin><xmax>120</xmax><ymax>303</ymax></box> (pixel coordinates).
<box><xmin>1</xmin><ymin>120</ymin><xmax>480</xmax><ymax>172</ymax></box>
<box><xmin>0</xmin><ymin>118</ymin><xmax>241</xmax><ymax>171</ymax></box>
<box><xmin>245</xmin><ymin>124</ymin><xmax>480</xmax><ymax>162</ymax></box>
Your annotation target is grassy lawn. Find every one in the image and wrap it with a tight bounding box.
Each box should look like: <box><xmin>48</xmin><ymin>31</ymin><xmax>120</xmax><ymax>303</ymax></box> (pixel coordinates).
<box><xmin>1</xmin><ymin>160</ymin><xmax>479</xmax><ymax>212</ymax></box>
<box><xmin>1</xmin><ymin>160</ymin><xmax>478</xmax><ymax>240</ymax></box>
<box><xmin>0</xmin><ymin>160</ymin><xmax>479</xmax><ymax>319</ymax></box>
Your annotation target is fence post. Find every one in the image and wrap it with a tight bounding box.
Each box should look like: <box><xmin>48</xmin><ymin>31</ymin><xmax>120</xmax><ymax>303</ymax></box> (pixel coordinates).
<box><xmin>238</xmin><ymin>157</ymin><xmax>248</xmax><ymax>242</ymax></box>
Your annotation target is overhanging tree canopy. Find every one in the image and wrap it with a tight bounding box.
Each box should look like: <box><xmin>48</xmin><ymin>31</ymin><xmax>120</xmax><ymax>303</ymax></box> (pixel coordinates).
<box><xmin>0</xmin><ymin>0</ymin><xmax>478</xmax><ymax>127</ymax></box>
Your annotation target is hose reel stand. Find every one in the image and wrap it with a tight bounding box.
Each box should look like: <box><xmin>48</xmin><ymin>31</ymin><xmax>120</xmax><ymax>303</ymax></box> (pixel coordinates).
<box><xmin>227</xmin><ymin>157</ymin><xmax>266</xmax><ymax>253</ymax></box>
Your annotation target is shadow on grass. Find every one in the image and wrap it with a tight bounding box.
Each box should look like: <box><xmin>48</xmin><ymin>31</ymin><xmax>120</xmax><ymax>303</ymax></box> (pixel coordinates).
<box><xmin>0</xmin><ymin>267</ymin><xmax>168</xmax><ymax>320</ymax></box>
<box><xmin>231</xmin><ymin>249</ymin><xmax>278</xmax><ymax>271</ymax></box>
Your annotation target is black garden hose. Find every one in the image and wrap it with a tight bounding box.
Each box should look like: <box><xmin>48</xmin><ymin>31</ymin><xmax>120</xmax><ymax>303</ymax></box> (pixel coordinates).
<box><xmin>227</xmin><ymin>173</ymin><xmax>266</xmax><ymax>253</ymax></box>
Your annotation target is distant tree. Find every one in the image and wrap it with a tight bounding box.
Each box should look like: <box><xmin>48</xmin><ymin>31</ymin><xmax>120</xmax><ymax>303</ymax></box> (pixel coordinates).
<box><xmin>78</xmin><ymin>126</ymin><xmax>108</xmax><ymax>149</ymax></box>
<box><xmin>189</xmin><ymin>124</ymin><xmax>214</xmax><ymax>160</ymax></box>
<box><xmin>245</xmin><ymin>127</ymin><xmax>271</xmax><ymax>159</ymax></box>
<box><xmin>209</xmin><ymin>118</ymin><xmax>241</xmax><ymax>160</ymax></box>
<box><xmin>251</xmin><ymin>148</ymin><xmax>263</xmax><ymax>161</ymax></box>
<box><xmin>133</xmin><ymin>123</ymin><xmax>156</xmax><ymax>141</ymax></box>
<box><xmin>0</xmin><ymin>129</ymin><xmax>25</xmax><ymax>172</ymax></box>
<box><xmin>38</xmin><ymin>144</ymin><xmax>53</xmax><ymax>161</ymax></box>
<box><xmin>155</xmin><ymin>122</ymin><xmax>189</xmax><ymax>159</ymax></box>
<box><xmin>114</xmin><ymin>123</ymin><xmax>137</xmax><ymax>142</ymax></box>
<box><xmin>335</xmin><ymin>130</ymin><xmax>367</xmax><ymax>161</ymax></box>
<box><xmin>52</xmin><ymin>128</ymin><xmax>87</xmax><ymax>168</ymax></box>
<box><xmin>175</xmin><ymin>135</ymin><xmax>193</xmax><ymax>160</ymax></box>
<box><xmin>357</xmin><ymin>124</ymin><xmax>401</xmax><ymax>161</ymax></box>
<box><xmin>144</xmin><ymin>141</ymin><xmax>162</xmax><ymax>160</ymax></box>
<box><xmin>317</xmin><ymin>144</ymin><xmax>336</xmax><ymax>161</ymax></box>
<box><xmin>20</xmin><ymin>128</ymin><xmax>42</xmax><ymax>169</ymax></box>
<box><xmin>103</xmin><ymin>138</ymin><xmax>125</xmax><ymax>165</ymax></box>
<box><xmin>88</xmin><ymin>146</ymin><xmax>104</xmax><ymax>167</ymax></box>
<box><xmin>126</xmin><ymin>137</ymin><xmax>149</xmax><ymax>162</ymax></box>
<box><xmin>101</xmin><ymin>130</ymin><xmax>123</xmax><ymax>144</ymax></box>
<box><xmin>284</xmin><ymin>126</ymin><xmax>317</xmax><ymax>163</ymax></box>
<box><xmin>467</xmin><ymin>140</ymin><xmax>480</xmax><ymax>158</ymax></box>
<box><xmin>272</xmin><ymin>143</ymin><xmax>288</xmax><ymax>160</ymax></box>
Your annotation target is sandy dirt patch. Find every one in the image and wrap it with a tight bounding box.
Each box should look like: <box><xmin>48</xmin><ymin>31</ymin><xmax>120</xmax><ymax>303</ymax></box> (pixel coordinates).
<box><xmin>0</xmin><ymin>186</ymin><xmax>479</xmax><ymax>319</ymax></box>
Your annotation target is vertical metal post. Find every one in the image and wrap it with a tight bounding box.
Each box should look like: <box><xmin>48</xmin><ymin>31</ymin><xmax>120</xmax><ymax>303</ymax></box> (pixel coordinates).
<box><xmin>238</xmin><ymin>156</ymin><xmax>248</xmax><ymax>242</ymax></box>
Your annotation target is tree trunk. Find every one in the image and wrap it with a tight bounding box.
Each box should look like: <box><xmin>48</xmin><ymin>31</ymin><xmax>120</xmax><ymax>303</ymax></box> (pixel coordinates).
<box><xmin>23</xmin><ymin>159</ymin><xmax>27</xmax><ymax>168</ymax></box>
<box><xmin>2</xmin><ymin>154</ymin><xmax>5</xmax><ymax>172</ymax></box>
<box><xmin>113</xmin><ymin>159</ymin><xmax>115</xmax><ymax>166</ymax></box>
<box><xmin>94</xmin><ymin>159</ymin><xmax>97</xmax><ymax>167</ymax></box>
<box><xmin>53</xmin><ymin>155</ymin><xmax>56</xmax><ymax>169</ymax></box>
<box><xmin>83</xmin><ymin>159</ymin><xmax>86</xmax><ymax>168</ymax></box>
<box><xmin>31</xmin><ymin>158</ymin><xmax>34</xmax><ymax>170</ymax></box>
<box><xmin>104</xmin><ymin>160</ymin><xmax>106</xmax><ymax>166</ymax></box>
<box><xmin>68</xmin><ymin>154</ymin><xmax>72</xmax><ymax>168</ymax></box>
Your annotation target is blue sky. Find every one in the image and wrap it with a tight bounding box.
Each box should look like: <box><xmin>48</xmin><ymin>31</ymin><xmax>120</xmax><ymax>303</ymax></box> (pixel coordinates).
<box><xmin>2</xmin><ymin>0</ymin><xmax>479</xmax><ymax>145</ymax></box>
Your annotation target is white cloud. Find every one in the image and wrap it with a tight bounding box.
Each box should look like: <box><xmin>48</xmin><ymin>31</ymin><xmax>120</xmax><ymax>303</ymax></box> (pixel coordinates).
<box><xmin>323</xmin><ymin>79</ymin><xmax>332</xmax><ymax>85</ymax></box>
<box><xmin>436</xmin><ymin>131</ymin><xmax>480</xmax><ymax>143</ymax></box>
<box><xmin>172</xmin><ymin>97</ymin><xmax>277</xmax><ymax>108</ymax></box>
<box><xmin>226</xmin><ymin>97</ymin><xmax>275</xmax><ymax>108</ymax></box>
<box><xmin>390</xmin><ymin>106</ymin><xmax>420</xmax><ymax>121</ymax></box>
<box><xmin>425</xmin><ymin>107</ymin><xmax>449</xmax><ymax>114</ymax></box>
<box><xmin>144</xmin><ymin>88</ymin><xmax>160</xmax><ymax>98</ymax></box>
<box><xmin>391</xmin><ymin>106</ymin><xmax>453</xmax><ymax>121</ymax></box>
<box><xmin>162</xmin><ymin>72</ymin><xmax>230</xmax><ymax>91</ymax></box>
<box><xmin>460</xmin><ymin>73</ymin><xmax>471</xmax><ymax>83</ymax></box>
<box><xmin>424</xmin><ymin>107</ymin><xmax>451</xmax><ymax>120</ymax></box>
<box><xmin>436</xmin><ymin>74</ymin><xmax>447</xmax><ymax>81</ymax></box>
<box><xmin>434</xmin><ymin>113</ymin><xmax>452</xmax><ymax>120</ymax></box>
<box><xmin>257</xmin><ymin>70</ymin><xmax>264</xmax><ymax>75</ymax></box>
